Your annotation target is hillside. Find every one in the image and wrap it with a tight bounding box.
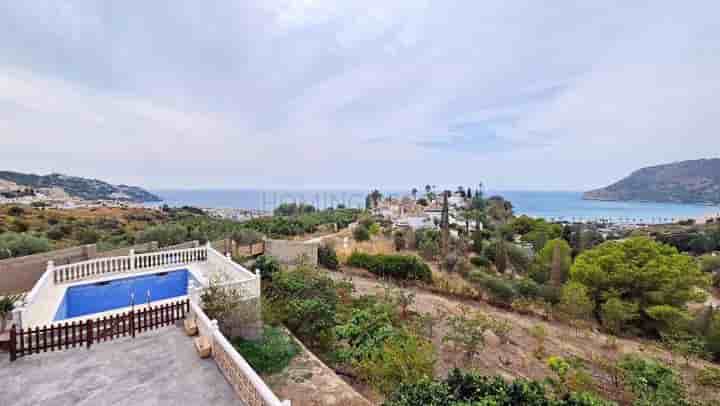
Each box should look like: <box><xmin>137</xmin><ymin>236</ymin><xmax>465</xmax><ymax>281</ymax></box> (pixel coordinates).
<box><xmin>0</xmin><ymin>171</ymin><xmax>161</xmax><ymax>202</ymax></box>
<box><xmin>583</xmin><ymin>158</ymin><xmax>720</xmax><ymax>204</ymax></box>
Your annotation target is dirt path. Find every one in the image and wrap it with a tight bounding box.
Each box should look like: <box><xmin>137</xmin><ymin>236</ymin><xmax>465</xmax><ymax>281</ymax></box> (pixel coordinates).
<box><xmin>325</xmin><ymin>268</ymin><xmax>719</xmax><ymax>403</ymax></box>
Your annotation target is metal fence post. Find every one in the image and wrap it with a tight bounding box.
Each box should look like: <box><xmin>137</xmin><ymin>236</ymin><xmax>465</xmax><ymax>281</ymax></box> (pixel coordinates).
<box><xmin>86</xmin><ymin>319</ymin><xmax>93</xmax><ymax>349</ymax></box>
<box><xmin>9</xmin><ymin>325</ymin><xmax>17</xmax><ymax>362</ymax></box>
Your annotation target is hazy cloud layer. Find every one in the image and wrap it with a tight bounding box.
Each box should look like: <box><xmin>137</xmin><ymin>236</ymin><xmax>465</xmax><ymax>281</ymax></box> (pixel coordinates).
<box><xmin>1</xmin><ymin>1</ymin><xmax>718</xmax><ymax>190</ymax></box>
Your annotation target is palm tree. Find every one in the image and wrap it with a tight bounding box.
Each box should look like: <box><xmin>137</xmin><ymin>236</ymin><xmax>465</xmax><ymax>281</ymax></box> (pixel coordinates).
<box><xmin>411</xmin><ymin>188</ymin><xmax>418</xmax><ymax>200</ymax></box>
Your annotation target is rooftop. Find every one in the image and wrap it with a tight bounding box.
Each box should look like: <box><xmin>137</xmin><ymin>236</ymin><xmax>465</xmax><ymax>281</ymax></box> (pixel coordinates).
<box><xmin>0</xmin><ymin>327</ymin><xmax>242</xmax><ymax>406</ymax></box>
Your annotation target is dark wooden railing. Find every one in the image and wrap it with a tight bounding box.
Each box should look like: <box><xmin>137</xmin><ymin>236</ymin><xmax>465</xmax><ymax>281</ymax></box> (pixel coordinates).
<box><xmin>9</xmin><ymin>299</ymin><xmax>190</xmax><ymax>361</ymax></box>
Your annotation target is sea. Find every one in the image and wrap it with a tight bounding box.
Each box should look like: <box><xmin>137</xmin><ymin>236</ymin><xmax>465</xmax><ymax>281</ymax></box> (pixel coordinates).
<box><xmin>150</xmin><ymin>189</ymin><xmax>720</xmax><ymax>225</ymax></box>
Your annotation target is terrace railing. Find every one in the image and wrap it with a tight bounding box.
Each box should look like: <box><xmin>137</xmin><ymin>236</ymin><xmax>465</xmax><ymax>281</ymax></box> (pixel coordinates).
<box><xmin>9</xmin><ymin>299</ymin><xmax>190</xmax><ymax>361</ymax></box>
<box><xmin>53</xmin><ymin>246</ymin><xmax>208</xmax><ymax>284</ymax></box>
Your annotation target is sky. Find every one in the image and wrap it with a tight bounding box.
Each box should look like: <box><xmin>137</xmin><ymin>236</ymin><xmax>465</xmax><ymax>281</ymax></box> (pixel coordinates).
<box><xmin>1</xmin><ymin>1</ymin><xmax>719</xmax><ymax>191</ymax></box>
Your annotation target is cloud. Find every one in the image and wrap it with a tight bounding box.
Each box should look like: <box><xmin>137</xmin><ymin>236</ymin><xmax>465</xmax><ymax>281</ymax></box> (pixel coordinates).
<box><xmin>0</xmin><ymin>1</ymin><xmax>718</xmax><ymax>190</ymax></box>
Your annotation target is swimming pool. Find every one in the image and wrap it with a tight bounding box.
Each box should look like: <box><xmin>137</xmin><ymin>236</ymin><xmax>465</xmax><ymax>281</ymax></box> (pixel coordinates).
<box><xmin>54</xmin><ymin>269</ymin><xmax>197</xmax><ymax>321</ymax></box>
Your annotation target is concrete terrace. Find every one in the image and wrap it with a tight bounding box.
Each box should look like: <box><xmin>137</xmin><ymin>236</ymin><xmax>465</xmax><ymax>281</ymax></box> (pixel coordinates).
<box><xmin>0</xmin><ymin>327</ymin><xmax>243</xmax><ymax>406</ymax></box>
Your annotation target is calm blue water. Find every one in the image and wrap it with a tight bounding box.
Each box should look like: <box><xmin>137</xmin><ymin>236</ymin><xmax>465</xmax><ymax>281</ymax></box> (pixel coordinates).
<box><xmin>54</xmin><ymin>270</ymin><xmax>190</xmax><ymax>320</ymax></box>
<box><xmin>150</xmin><ymin>189</ymin><xmax>719</xmax><ymax>224</ymax></box>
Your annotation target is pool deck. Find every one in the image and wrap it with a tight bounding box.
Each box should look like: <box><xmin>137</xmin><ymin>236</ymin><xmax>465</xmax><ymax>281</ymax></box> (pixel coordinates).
<box><xmin>0</xmin><ymin>326</ymin><xmax>244</xmax><ymax>406</ymax></box>
<box><xmin>23</xmin><ymin>263</ymin><xmax>210</xmax><ymax>328</ymax></box>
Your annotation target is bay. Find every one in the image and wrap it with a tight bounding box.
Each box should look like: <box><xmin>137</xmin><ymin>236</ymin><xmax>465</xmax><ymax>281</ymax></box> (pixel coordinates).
<box><xmin>150</xmin><ymin>189</ymin><xmax>719</xmax><ymax>224</ymax></box>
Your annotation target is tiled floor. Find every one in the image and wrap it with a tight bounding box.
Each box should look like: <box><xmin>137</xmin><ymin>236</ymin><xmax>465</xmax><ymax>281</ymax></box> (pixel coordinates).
<box><xmin>0</xmin><ymin>326</ymin><xmax>242</xmax><ymax>406</ymax></box>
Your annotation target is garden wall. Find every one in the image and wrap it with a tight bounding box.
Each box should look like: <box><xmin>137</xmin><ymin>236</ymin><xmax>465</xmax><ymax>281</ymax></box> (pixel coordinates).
<box><xmin>264</xmin><ymin>239</ymin><xmax>318</xmax><ymax>266</ymax></box>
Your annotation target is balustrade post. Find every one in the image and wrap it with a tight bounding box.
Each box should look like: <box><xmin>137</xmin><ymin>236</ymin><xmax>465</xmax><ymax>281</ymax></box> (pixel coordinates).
<box><xmin>255</xmin><ymin>269</ymin><xmax>262</xmax><ymax>297</ymax></box>
<box><xmin>130</xmin><ymin>249</ymin><xmax>135</xmax><ymax>271</ymax></box>
<box><xmin>47</xmin><ymin>260</ymin><xmax>55</xmax><ymax>284</ymax></box>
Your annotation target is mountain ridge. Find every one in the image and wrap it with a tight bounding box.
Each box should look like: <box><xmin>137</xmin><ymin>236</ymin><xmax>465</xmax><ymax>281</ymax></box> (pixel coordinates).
<box><xmin>0</xmin><ymin>171</ymin><xmax>161</xmax><ymax>202</ymax></box>
<box><xmin>583</xmin><ymin>158</ymin><xmax>720</xmax><ymax>204</ymax></box>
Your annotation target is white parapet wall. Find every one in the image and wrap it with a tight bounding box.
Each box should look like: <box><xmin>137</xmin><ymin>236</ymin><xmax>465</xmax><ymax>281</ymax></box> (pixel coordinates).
<box><xmin>189</xmin><ymin>300</ymin><xmax>290</xmax><ymax>406</ymax></box>
<box><xmin>17</xmin><ymin>244</ymin><xmax>261</xmax><ymax>330</ymax></box>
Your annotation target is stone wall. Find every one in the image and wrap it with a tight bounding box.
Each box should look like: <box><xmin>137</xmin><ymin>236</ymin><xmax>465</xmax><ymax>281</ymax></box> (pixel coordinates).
<box><xmin>264</xmin><ymin>239</ymin><xmax>318</xmax><ymax>266</ymax></box>
<box><xmin>0</xmin><ymin>245</ymin><xmax>94</xmax><ymax>295</ymax></box>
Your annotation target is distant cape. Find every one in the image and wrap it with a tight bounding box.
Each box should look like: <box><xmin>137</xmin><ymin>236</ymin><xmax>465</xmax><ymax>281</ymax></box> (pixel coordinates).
<box><xmin>0</xmin><ymin>171</ymin><xmax>161</xmax><ymax>202</ymax></box>
<box><xmin>583</xmin><ymin>158</ymin><xmax>720</xmax><ymax>205</ymax></box>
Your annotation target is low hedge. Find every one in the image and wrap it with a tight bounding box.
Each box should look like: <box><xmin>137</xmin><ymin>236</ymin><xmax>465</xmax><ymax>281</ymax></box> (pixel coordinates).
<box><xmin>347</xmin><ymin>252</ymin><xmax>432</xmax><ymax>282</ymax></box>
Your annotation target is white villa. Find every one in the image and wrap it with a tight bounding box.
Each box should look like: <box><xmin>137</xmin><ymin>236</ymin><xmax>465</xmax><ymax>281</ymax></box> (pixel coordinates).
<box><xmin>7</xmin><ymin>243</ymin><xmax>291</xmax><ymax>406</ymax></box>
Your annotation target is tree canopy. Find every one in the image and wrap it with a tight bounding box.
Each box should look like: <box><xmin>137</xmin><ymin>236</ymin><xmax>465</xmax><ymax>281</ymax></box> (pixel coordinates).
<box><xmin>569</xmin><ymin>237</ymin><xmax>709</xmax><ymax>335</ymax></box>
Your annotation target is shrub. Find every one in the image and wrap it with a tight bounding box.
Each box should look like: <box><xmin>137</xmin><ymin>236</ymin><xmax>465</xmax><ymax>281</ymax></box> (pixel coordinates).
<box><xmin>232</xmin><ymin>326</ymin><xmax>299</xmax><ymax>374</ymax></box>
<box><xmin>46</xmin><ymin>225</ymin><xmax>69</xmax><ymax>240</ymax></box>
<box><xmin>7</xmin><ymin>206</ymin><xmax>24</xmax><ymax>216</ymax></box>
<box><xmin>695</xmin><ymin>366</ymin><xmax>720</xmax><ymax>388</ymax></box>
<box><xmin>0</xmin><ymin>232</ymin><xmax>51</xmax><ymax>259</ymax></box>
<box><xmin>515</xmin><ymin>278</ymin><xmax>541</xmax><ymax>299</ymax></box>
<box><xmin>136</xmin><ymin>224</ymin><xmax>188</xmax><ymax>246</ymax></box>
<box><xmin>419</xmin><ymin>238</ymin><xmax>439</xmax><ymax>260</ymax></box>
<box><xmin>230</xmin><ymin>229</ymin><xmax>263</xmax><ymax>245</ymax></box>
<box><xmin>357</xmin><ymin>331</ymin><xmax>436</xmax><ymax>395</ymax></box>
<box><xmin>347</xmin><ymin>252</ymin><xmax>432</xmax><ymax>282</ymax></box>
<box><xmin>318</xmin><ymin>244</ymin><xmax>339</xmax><ymax>270</ymax></box>
<box><xmin>700</xmin><ymin>254</ymin><xmax>720</xmax><ymax>273</ymax></box>
<box><xmin>618</xmin><ymin>355</ymin><xmax>687</xmax><ymax>405</ymax></box>
<box><xmin>254</xmin><ymin>255</ymin><xmax>281</xmax><ymax>279</ymax></box>
<box><xmin>353</xmin><ymin>225</ymin><xmax>370</xmax><ymax>242</ymax></box>
<box><xmin>477</xmin><ymin>276</ymin><xmax>517</xmax><ymax>306</ymax></box>
<box><xmin>75</xmin><ymin>228</ymin><xmax>100</xmax><ymax>244</ymax></box>
<box><xmin>383</xmin><ymin>368</ymin><xmax>616</xmax><ymax>406</ymax></box>
<box><xmin>470</xmin><ymin>255</ymin><xmax>490</xmax><ymax>268</ymax></box>
<box><xmin>266</xmin><ymin>267</ymin><xmax>349</xmax><ymax>346</ymax></box>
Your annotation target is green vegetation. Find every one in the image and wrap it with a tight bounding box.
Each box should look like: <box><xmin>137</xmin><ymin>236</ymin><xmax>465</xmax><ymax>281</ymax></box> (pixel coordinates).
<box><xmin>353</xmin><ymin>225</ymin><xmax>371</xmax><ymax>241</ymax></box>
<box><xmin>617</xmin><ymin>355</ymin><xmax>689</xmax><ymax>406</ymax></box>
<box><xmin>0</xmin><ymin>232</ymin><xmax>51</xmax><ymax>259</ymax></box>
<box><xmin>383</xmin><ymin>368</ymin><xmax>615</xmax><ymax>406</ymax></box>
<box><xmin>273</xmin><ymin>202</ymin><xmax>316</xmax><ymax>216</ymax></box>
<box><xmin>254</xmin><ymin>255</ymin><xmax>281</xmax><ymax>279</ymax></box>
<box><xmin>570</xmin><ymin>237</ymin><xmax>709</xmax><ymax>336</ymax></box>
<box><xmin>347</xmin><ymin>252</ymin><xmax>432</xmax><ymax>282</ymax></box>
<box><xmin>264</xmin><ymin>266</ymin><xmax>436</xmax><ymax>395</ymax></box>
<box><xmin>232</xmin><ymin>326</ymin><xmax>299</xmax><ymax>374</ymax></box>
<box><xmin>318</xmin><ymin>243</ymin><xmax>339</xmax><ymax>270</ymax></box>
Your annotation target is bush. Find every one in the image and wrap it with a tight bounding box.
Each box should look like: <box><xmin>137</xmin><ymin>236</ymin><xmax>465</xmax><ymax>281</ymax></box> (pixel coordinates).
<box><xmin>515</xmin><ymin>278</ymin><xmax>541</xmax><ymax>299</ymax></box>
<box><xmin>383</xmin><ymin>368</ymin><xmax>616</xmax><ymax>406</ymax></box>
<box><xmin>477</xmin><ymin>276</ymin><xmax>517</xmax><ymax>306</ymax></box>
<box><xmin>0</xmin><ymin>232</ymin><xmax>51</xmax><ymax>259</ymax></box>
<box><xmin>254</xmin><ymin>255</ymin><xmax>281</xmax><ymax>279</ymax></box>
<box><xmin>266</xmin><ymin>267</ymin><xmax>349</xmax><ymax>346</ymax></box>
<box><xmin>618</xmin><ymin>355</ymin><xmax>687</xmax><ymax>405</ymax></box>
<box><xmin>347</xmin><ymin>252</ymin><xmax>432</xmax><ymax>282</ymax></box>
<box><xmin>46</xmin><ymin>225</ymin><xmax>69</xmax><ymax>240</ymax></box>
<box><xmin>318</xmin><ymin>244</ymin><xmax>339</xmax><ymax>270</ymax></box>
<box><xmin>230</xmin><ymin>229</ymin><xmax>263</xmax><ymax>245</ymax></box>
<box><xmin>353</xmin><ymin>225</ymin><xmax>371</xmax><ymax>242</ymax></box>
<box><xmin>470</xmin><ymin>255</ymin><xmax>490</xmax><ymax>268</ymax></box>
<box><xmin>700</xmin><ymin>254</ymin><xmax>720</xmax><ymax>273</ymax></box>
<box><xmin>136</xmin><ymin>224</ymin><xmax>188</xmax><ymax>246</ymax></box>
<box><xmin>7</xmin><ymin>206</ymin><xmax>24</xmax><ymax>216</ymax></box>
<box><xmin>696</xmin><ymin>366</ymin><xmax>720</xmax><ymax>388</ymax></box>
<box><xmin>233</xmin><ymin>326</ymin><xmax>299</xmax><ymax>374</ymax></box>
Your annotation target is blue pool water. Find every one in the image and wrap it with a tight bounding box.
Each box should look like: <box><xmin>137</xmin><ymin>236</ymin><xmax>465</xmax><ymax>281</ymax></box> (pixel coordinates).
<box><xmin>54</xmin><ymin>269</ymin><xmax>194</xmax><ymax>320</ymax></box>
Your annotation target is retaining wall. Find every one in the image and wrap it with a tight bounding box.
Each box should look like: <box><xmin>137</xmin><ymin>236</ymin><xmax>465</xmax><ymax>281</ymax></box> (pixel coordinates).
<box><xmin>264</xmin><ymin>239</ymin><xmax>318</xmax><ymax>266</ymax></box>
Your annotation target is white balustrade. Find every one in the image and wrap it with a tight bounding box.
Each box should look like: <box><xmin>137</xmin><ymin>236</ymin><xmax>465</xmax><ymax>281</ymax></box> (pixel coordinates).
<box><xmin>53</xmin><ymin>246</ymin><xmax>209</xmax><ymax>283</ymax></box>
